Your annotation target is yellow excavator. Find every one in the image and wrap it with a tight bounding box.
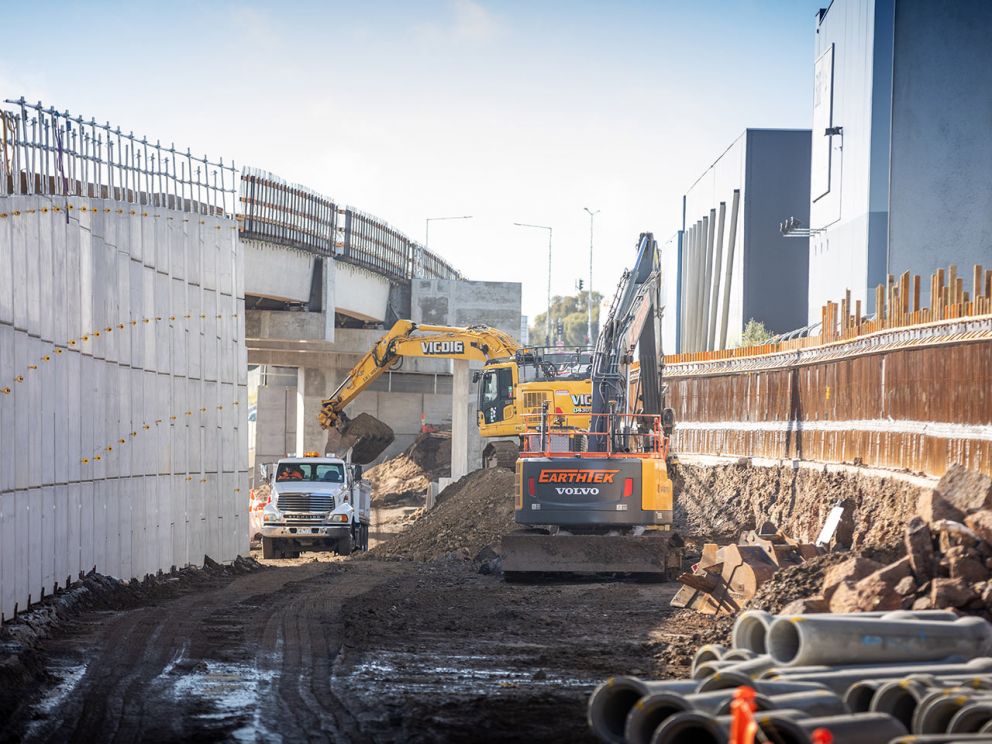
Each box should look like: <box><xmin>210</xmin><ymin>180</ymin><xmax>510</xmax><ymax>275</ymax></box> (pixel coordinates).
<box><xmin>317</xmin><ymin>319</ymin><xmax>594</xmax><ymax>464</ymax></box>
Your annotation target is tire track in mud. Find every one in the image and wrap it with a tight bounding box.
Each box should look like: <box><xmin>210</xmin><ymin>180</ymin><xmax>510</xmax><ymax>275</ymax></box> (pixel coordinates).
<box><xmin>7</xmin><ymin>561</ymin><xmax>413</xmax><ymax>743</ymax></box>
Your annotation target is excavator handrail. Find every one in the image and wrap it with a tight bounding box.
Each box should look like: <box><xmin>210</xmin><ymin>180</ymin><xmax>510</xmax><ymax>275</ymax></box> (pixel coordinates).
<box><xmin>516</xmin><ymin>411</ymin><xmax>669</xmax><ymax>459</ymax></box>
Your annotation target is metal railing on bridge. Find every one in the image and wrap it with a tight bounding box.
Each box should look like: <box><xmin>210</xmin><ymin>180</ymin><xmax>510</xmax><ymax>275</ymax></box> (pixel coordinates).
<box><xmin>0</xmin><ymin>97</ymin><xmax>462</xmax><ymax>282</ymax></box>
<box><xmin>1</xmin><ymin>97</ymin><xmax>238</xmax><ymax>214</ymax></box>
<box><xmin>237</xmin><ymin>170</ymin><xmax>461</xmax><ymax>282</ymax></box>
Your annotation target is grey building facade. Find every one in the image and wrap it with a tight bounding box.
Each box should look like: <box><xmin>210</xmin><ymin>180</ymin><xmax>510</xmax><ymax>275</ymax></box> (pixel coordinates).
<box><xmin>667</xmin><ymin>129</ymin><xmax>811</xmax><ymax>353</ymax></box>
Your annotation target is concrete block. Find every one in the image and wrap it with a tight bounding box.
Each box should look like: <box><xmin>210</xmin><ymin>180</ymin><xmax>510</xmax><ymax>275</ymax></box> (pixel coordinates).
<box><xmin>27</xmin><ymin>487</ymin><xmax>41</xmax><ymax>604</ymax></box>
<box><xmin>10</xmin><ymin>199</ymin><xmax>29</xmax><ymax>331</ymax></box>
<box><xmin>53</xmin><ymin>484</ymin><xmax>68</xmax><ymax>590</ymax></box>
<box><xmin>0</xmin><ymin>324</ymin><xmax>13</xmax><ymax>494</ymax></box>
<box><xmin>67</xmin><ymin>482</ymin><xmax>81</xmax><ymax>580</ymax></box>
<box><xmin>0</xmin><ymin>495</ymin><xmax>13</xmax><ymax>619</ymax></box>
<box><xmin>38</xmin><ymin>207</ymin><xmax>54</xmax><ymax>342</ymax></box>
<box><xmin>40</xmin><ymin>486</ymin><xmax>55</xmax><ymax>599</ymax></box>
<box><xmin>105</xmin><ymin>479</ymin><xmax>121</xmax><ymax>579</ymax></box>
<box><xmin>24</xmin><ymin>204</ymin><xmax>40</xmax><ymax>338</ymax></box>
<box><xmin>92</xmin><ymin>482</ymin><xmax>108</xmax><ymax>576</ymax></box>
<box><xmin>0</xmin><ymin>204</ymin><xmax>12</xmax><ymax>325</ymax></box>
<box><xmin>14</xmin><ymin>490</ymin><xmax>29</xmax><ymax>611</ymax></box>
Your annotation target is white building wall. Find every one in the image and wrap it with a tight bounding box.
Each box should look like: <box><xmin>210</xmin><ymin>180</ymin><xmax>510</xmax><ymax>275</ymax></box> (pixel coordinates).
<box><xmin>0</xmin><ymin>195</ymin><xmax>248</xmax><ymax>620</ymax></box>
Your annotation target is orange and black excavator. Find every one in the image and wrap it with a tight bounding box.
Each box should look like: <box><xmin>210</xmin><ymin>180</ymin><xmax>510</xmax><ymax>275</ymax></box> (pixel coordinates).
<box><xmin>501</xmin><ymin>232</ymin><xmax>681</xmax><ymax>578</ymax></box>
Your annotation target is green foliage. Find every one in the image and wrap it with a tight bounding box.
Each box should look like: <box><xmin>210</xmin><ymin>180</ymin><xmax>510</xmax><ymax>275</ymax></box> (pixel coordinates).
<box><xmin>529</xmin><ymin>291</ymin><xmax>603</xmax><ymax>347</ymax></box>
<box><xmin>738</xmin><ymin>318</ymin><xmax>774</xmax><ymax>347</ymax></box>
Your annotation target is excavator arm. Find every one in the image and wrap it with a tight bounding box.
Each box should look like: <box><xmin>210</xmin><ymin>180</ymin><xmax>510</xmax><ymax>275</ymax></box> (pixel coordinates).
<box><xmin>318</xmin><ymin>320</ymin><xmax>518</xmax><ymax>429</ymax></box>
<box><xmin>316</xmin><ymin>320</ymin><xmax>520</xmax><ymax>463</ymax></box>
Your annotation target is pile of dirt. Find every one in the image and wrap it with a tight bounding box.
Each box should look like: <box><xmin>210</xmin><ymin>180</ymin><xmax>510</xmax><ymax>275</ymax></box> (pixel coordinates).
<box><xmin>661</xmin><ymin>611</ymin><xmax>736</xmax><ymax>671</ymax></box>
<box><xmin>365</xmin><ymin>431</ymin><xmax>451</xmax><ymax>507</ymax></box>
<box><xmin>364</xmin><ymin>468</ymin><xmax>516</xmax><ymax>562</ymax></box>
<box><xmin>671</xmin><ymin>460</ymin><xmax>926</xmax><ymax>551</ymax></box>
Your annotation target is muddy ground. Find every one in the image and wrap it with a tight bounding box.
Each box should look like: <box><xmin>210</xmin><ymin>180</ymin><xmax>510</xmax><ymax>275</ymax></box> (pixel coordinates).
<box><xmin>0</xmin><ymin>551</ymin><xmax>719</xmax><ymax>743</ymax></box>
<box><xmin>0</xmin><ymin>460</ymin><xmax>929</xmax><ymax>742</ymax></box>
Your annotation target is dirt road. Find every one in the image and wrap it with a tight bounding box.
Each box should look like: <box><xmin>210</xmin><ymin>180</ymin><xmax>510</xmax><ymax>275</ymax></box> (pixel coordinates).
<box><xmin>2</xmin><ymin>555</ymin><xmax>709</xmax><ymax>743</ymax></box>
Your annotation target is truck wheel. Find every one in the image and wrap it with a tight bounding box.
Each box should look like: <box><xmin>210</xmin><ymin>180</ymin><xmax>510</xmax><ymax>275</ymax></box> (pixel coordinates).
<box><xmin>262</xmin><ymin>537</ymin><xmax>277</xmax><ymax>560</ymax></box>
<box><xmin>337</xmin><ymin>535</ymin><xmax>353</xmax><ymax>556</ymax></box>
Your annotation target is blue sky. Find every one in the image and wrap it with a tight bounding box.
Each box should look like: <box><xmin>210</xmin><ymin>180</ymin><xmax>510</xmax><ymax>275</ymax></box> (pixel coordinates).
<box><xmin>1</xmin><ymin>0</ymin><xmax>824</xmax><ymax>318</ymax></box>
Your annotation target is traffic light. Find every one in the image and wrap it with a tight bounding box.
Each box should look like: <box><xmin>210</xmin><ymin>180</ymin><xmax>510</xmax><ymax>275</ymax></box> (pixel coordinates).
<box><xmin>577</xmin><ymin>278</ymin><xmax>584</xmax><ymax>291</ymax></box>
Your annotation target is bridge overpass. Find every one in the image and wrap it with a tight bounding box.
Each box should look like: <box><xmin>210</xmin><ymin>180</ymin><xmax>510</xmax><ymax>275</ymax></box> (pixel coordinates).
<box><xmin>238</xmin><ymin>168</ymin><xmax>522</xmax><ymax>473</ymax></box>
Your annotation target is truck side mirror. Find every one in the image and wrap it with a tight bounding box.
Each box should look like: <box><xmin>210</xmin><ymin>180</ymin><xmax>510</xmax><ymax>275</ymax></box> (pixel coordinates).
<box><xmin>353</xmin><ymin>464</ymin><xmax>363</xmax><ymax>480</ymax></box>
<box><xmin>471</xmin><ymin>371</ymin><xmax>482</xmax><ymax>384</ymax></box>
<box><xmin>258</xmin><ymin>463</ymin><xmax>268</xmax><ymax>480</ymax></box>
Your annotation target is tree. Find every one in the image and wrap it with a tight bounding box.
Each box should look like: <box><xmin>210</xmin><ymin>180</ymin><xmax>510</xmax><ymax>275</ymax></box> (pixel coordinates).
<box><xmin>738</xmin><ymin>318</ymin><xmax>774</xmax><ymax>347</ymax></box>
<box><xmin>529</xmin><ymin>291</ymin><xmax>603</xmax><ymax>347</ymax></box>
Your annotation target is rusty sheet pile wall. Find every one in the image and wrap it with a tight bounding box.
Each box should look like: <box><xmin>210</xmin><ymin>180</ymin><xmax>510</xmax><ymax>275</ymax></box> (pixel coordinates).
<box><xmin>667</xmin><ymin>265</ymin><xmax>992</xmax><ymax>478</ymax></box>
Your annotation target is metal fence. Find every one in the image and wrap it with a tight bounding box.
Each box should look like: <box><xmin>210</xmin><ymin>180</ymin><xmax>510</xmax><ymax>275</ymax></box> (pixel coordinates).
<box><xmin>0</xmin><ymin>97</ymin><xmax>462</xmax><ymax>282</ymax></box>
<box><xmin>339</xmin><ymin>206</ymin><xmax>413</xmax><ymax>280</ymax></box>
<box><xmin>1</xmin><ymin>97</ymin><xmax>238</xmax><ymax>214</ymax></box>
<box><xmin>239</xmin><ymin>168</ymin><xmax>337</xmax><ymax>256</ymax></box>
<box><xmin>235</xmin><ymin>172</ymin><xmax>462</xmax><ymax>282</ymax></box>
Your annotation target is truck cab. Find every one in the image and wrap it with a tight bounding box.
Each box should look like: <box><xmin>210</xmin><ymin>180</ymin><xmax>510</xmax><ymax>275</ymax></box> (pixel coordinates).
<box><xmin>260</xmin><ymin>453</ymin><xmax>371</xmax><ymax>559</ymax></box>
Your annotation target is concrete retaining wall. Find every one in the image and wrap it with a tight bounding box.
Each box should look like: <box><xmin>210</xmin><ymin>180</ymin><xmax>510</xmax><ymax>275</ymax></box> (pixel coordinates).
<box><xmin>0</xmin><ymin>195</ymin><xmax>248</xmax><ymax>620</ymax></box>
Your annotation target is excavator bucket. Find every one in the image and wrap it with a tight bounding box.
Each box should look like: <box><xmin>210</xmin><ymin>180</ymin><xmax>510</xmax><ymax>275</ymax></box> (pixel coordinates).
<box><xmin>325</xmin><ymin>412</ymin><xmax>395</xmax><ymax>465</ymax></box>
<box><xmin>500</xmin><ymin>531</ymin><xmax>684</xmax><ymax>581</ymax></box>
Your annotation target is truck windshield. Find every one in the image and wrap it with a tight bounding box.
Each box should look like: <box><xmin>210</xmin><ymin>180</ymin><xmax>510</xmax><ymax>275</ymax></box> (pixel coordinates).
<box><xmin>276</xmin><ymin>463</ymin><xmax>345</xmax><ymax>482</ymax></box>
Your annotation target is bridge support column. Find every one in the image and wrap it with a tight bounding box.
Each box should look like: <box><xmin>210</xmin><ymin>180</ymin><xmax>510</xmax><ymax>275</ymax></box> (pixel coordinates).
<box><xmin>295</xmin><ymin>367</ymin><xmax>306</xmax><ymax>457</ymax></box>
<box><xmin>451</xmin><ymin>360</ymin><xmax>470</xmax><ymax>480</ymax></box>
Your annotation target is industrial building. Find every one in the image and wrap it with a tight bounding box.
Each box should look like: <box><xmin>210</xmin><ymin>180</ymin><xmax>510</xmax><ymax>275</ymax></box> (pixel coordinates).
<box><xmin>803</xmin><ymin>0</ymin><xmax>992</xmax><ymax>322</ymax></box>
<box><xmin>664</xmin><ymin>128</ymin><xmax>811</xmax><ymax>353</ymax></box>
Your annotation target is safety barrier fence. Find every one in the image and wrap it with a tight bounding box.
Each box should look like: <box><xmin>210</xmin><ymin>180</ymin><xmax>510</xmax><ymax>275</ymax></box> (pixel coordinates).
<box><xmin>239</xmin><ymin>168</ymin><xmax>336</xmax><ymax>256</ymax></box>
<box><xmin>663</xmin><ymin>265</ymin><xmax>992</xmax><ymax>478</ymax></box>
<box><xmin>1</xmin><ymin>97</ymin><xmax>238</xmax><ymax>214</ymax></box>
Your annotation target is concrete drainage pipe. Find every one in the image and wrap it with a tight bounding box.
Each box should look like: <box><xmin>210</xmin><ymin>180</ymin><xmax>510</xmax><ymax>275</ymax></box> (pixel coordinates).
<box><xmin>586</xmin><ymin>676</ymin><xmax>698</xmax><ymax>743</ymax></box>
<box><xmin>766</xmin><ymin>615</ymin><xmax>992</xmax><ymax>668</ymax></box>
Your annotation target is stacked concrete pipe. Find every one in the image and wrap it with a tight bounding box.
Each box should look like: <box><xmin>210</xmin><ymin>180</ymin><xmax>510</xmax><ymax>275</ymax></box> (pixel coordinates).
<box><xmin>588</xmin><ymin>611</ymin><xmax>992</xmax><ymax>743</ymax></box>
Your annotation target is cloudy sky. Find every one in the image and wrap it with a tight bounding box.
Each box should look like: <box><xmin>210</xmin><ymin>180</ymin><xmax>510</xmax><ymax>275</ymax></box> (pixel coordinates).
<box><xmin>1</xmin><ymin>0</ymin><xmax>823</xmax><ymax>318</ymax></box>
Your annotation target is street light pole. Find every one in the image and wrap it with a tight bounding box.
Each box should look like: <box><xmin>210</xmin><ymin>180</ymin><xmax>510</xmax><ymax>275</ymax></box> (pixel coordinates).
<box><xmin>513</xmin><ymin>222</ymin><xmax>553</xmax><ymax>345</ymax></box>
<box><xmin>425</xmin><ymin>215</ymin><xmax>473</xmax><ymax>249</ymax></box>
<box><xmin>583</xmin><ymin>207</ymin><xmax>599</xmax><ymax>346</ymax></box>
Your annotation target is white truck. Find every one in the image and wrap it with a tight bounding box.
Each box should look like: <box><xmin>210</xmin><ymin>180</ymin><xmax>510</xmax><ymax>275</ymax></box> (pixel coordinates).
<box><xmin>259</xmin><ymin>453</ymin><xmax>371</xmax><ymax>559</ymax></box>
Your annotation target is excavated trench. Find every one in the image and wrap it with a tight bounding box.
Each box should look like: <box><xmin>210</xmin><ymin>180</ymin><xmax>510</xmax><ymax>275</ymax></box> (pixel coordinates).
<box><xmin>0</xmin><ymin>461</ymin><xmax>934</xmax><ymax>742</ymax></box>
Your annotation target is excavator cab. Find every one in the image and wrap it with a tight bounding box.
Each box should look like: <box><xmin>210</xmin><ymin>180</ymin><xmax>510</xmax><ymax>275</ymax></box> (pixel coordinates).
<box><xmin>478</xmin><ymin>364</ymin><xmax>515</xmax><ymax>426</ymax></box>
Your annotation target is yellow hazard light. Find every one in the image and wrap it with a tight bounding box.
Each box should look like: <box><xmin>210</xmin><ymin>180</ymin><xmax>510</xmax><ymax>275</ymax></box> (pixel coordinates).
<box><xmin>303</xmin><ymin>451</ymin><xmax>321</xmax><ymax>458</ymax></box>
